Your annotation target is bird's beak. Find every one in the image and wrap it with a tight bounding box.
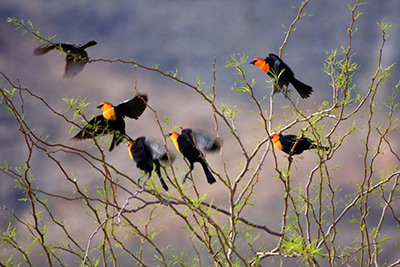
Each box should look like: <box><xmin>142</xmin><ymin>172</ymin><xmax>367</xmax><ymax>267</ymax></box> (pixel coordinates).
<box><xmin>127</xmin><ymin>141</ymin><xmax>134</xmax><ymax>148</ymax></box>
<box><xmin>165</xmin><ymin>133</ymin><xmax>170</xmax><ymax>138</ymax></box>
<box><xmin>249</xmin><ymin>60</ymin><xmax>256</xmax><ymax>65</ymax></box>
<box><xmin>96</xmin><ymin>105</ymin><xmax>102</xmax><ymax>109</ymax></box>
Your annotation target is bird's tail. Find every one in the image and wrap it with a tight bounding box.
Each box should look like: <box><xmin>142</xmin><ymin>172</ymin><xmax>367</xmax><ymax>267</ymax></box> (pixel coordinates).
<box><xmin>81</xmin><ymin>40</ymin><xmax>98</xmax><ymax>49</ymax></box>
<box><xmin>154</xmin><ymin>161</ymin><xmax>169</xmax><ymax>191</ymax></box>
<box><xmin>109</xmin><ymin>134</ymin><xmax>124</xmax><ymax>151</ymax></box>
<box><xmin>290</xmin><ymin>77</ymin><xmax>313</xmax><ymax>99</ymax></box>
<box><xmin>200</xmin><ymin>160</ymin><xmax>216</xmax><ymax>184</ymax></box>
<box><xmin>159</xmin><ymin>177</ymin><xmax>169</xmax><ymax>191</ymax></box>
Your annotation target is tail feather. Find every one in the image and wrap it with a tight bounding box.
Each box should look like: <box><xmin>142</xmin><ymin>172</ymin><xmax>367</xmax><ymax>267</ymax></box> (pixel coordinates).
<box><xmin>200</xmin><ymin>160</ymin><xmax>216</xmax><ymax>184</ymax></box>
<box><xmin>159</xmin><ymin>177</ymin><xmax>169</xmax><ymax>191</ymax></box>
<box><xmin>290</xmin><ymin>77</ymin><xmax>313</xmax><ymax>99</ymax></box>
<box><xmin>109</xmin><ymin>135</ymin><xmax>117</xmax><ymax>151</ymax></box>
<box><xmin>81</xmin><ymin>40</ymin><xmax>97</xmax><ymax>49</ymax></box>
<box><xmin>109</xmin><ymin>134</ymin><xmax>124</xmax><ymax>152</ymax></box>
<box><xmin>154</xmin><ymin>160</ymin><xmax>169</xmax><ymax>191</ymax></box>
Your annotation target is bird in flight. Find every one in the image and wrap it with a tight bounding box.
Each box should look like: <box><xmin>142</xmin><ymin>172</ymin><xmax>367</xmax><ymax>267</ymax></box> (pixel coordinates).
<box><xmin>34</xmin><ymin>40</ymin><xmax>97</xmax><ymax>78</ymax></box>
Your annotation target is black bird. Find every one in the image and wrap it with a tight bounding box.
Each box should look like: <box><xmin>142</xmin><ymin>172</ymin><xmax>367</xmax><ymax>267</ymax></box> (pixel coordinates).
<box><xmin>168</xmin><ymin>128</ymin><xmax>221</xmax><ymax>184</ymax></box>
<box><xmin>128</xmin><ymin>136</ymin><xmax>172</xmax><ymax>191</ymax></box>
<box><xmin>34</xmin><ymin>40</ymin><xmax>97</xmax><ymax>78</ymax></box>
<box><xmin>72</xmin><ymin>93</ymin><xmax>148</xmax><ymax>151</ymax></box>
<box><xmin>250</xmin><ymin>53</ymin><xmax>313</xmax><ymax>98</ymax></box>
<box><xmin>271</xmin><ymin>133</ymin><xmax>328</xmax><ymax>155</ymax></box>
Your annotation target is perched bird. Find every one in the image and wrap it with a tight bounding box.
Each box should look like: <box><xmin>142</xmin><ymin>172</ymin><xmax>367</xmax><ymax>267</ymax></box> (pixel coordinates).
<box><xmin>167</xmin><ymin>128</ymin><xmax>221</xmax><ymax>184</ymax></box>
<box><xmin>34</xmin><ymin>40</ymin><xmax>97</xmax><ymax>78</ymax></box>
<box><xmin>72</xmin><ymin>93</ymin><xmax>148</xmax><ymax>151</ymax></box>
<box><xmin>270</xmin><ymin>133</ymin><xmax>329</xmax><ymax>156</ymax></box>
<box><xmin>250</xmin><ymin>53</ymin><xmax>313</xmax><ymax>99</ymax></box>
<box><xmin>128</xmin><ymin>136</ymin><xmax>172</xmax><ymax>191</ymax></box>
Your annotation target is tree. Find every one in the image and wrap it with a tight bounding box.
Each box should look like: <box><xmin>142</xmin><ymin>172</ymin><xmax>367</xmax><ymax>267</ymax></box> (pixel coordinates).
<box><xmin>1</xmin><ymin>1</ymin><xmax>399</xmax><ymax>266</ymax></box>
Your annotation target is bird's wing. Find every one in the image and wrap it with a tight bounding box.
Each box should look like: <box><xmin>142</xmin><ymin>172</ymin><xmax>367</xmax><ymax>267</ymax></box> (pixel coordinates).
<box><xmin>144</xmin><ymin>137</ymin><xmax>170</xmax><ymax>161</ymax></box>
<box><xmin>33</xmin><ymin>43</ymin><xmax>69</xmax><ymax>55</ymax></box>
<box><xmin>182</xmin><ymin>129</ymin><xmax>221</xmax><ymax>153</ymax></box>
<box><xmin>281</xmin><ymin>134</ymin><xmax>298</xmax><ymax>145</ymax></box>
<box><xmin>34</xmin><ymin>44</ymin><xmax>56</xmax><ymax>55</ymax></box>
<box><xmin>72</xmin><ymin>115</ymin><xmax>109</xmax><ymax>140</ymax></box>
<box><xmin>268</xmin><ymin>53</ymin><xmax>280</xmax><ymax>59</ymax></box>
<box><xmin>115</xmin><ymin>93</ymin><xmax>148</xmax><ymax>119</ymax></box>
<box><xmin>64</xmin><ymin>56</ymin><xmax>87</xmax><ymax>78</ymax></box>
<box><xmin>267</xmin><ymin>53</ymin><xmax>283</xmax><ymax>72</ymax></box>
<box><xmin>300</xmin><ymin>136</ymin><xmax>315</xmax><ymax>144</ymax></box>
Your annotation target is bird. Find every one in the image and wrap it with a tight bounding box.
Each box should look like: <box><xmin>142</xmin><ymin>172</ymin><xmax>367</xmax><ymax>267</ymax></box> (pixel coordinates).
<box><xmin>250</xmin><ymin>53</ymin><xmax>313</xmax><ymax>99</ymax></box>
<box><xmin>72</xmin><ymin>93</ymin><xmax>148</xmax><ymax>151</ymax></box>
<box><xmin>167</xmin><ymin>128</ymin><xmax>221</xmax><ymax>184</ymax></box>
<box><xmin>270</xmin><ymin>133</ymin><xmax>329</xmax><ymax>156</ymax></box>
<box><xmin>128</xmin><ymin>136</ymin><xmax>173</xmax><ymax>191</ymax></box>
<box><xmin>34</xmin><ymin>40</ymin><xmax>97</xmax><ymax>78</ymax></box>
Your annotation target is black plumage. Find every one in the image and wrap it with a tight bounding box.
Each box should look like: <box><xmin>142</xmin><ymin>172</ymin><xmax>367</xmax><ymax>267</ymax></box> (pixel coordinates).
<box><xmin>250</xmin><ymin>53</ymin><xmax>313</xmax><ymax>98</ymax></box>
<box><xmin>271</xmin><ymin>133</ymin><xmax>328</xmax><ymax>155</ymax></box>
<box><xmin>168</xmin><ymin>129</ymin><xmax>221</xmax><ymax>184</ymax></box>
<box><xmin>72</xmin><ymin>93</ymin><xmax>148</xmax><ymax>151</ymax></box>
<box><xmin>34</xmin><ymin>40</ymin><xmax>97</xmax><ymax>78</ymax></box>
<box><xmin>128</xmin><ymin>136</ymin><xmax>171</xmax><ymax>191</ymax></box>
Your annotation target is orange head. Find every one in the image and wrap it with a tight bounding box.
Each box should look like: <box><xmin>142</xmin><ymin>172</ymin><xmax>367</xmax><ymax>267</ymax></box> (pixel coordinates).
<box><xmin>97</xmin><ymin>102</ymin><xmax>114</xmax><ymax>111</ymax></box>
<box><xmin>167</xmin><ymin>131</ymin><xmax>181</xmax><ymax>153</ymax></box>
<box><xmin>128</xmin><ymin>141</ymin><xmax>134</xmax><ymax>160</ymax></box>
<box><xmin>97</xmin><ymin>102</ymin><xmax>116</xmax><ymax>120</ymax></box>
<box><xmin>250</xmin><ymin>58</ymin><xmax>270</xmax><ymax>74</ymax></box>
<box><xmin>270</xmin><ymin>133</ymin><xmax>283</xmax><ymax>151</ymax></box>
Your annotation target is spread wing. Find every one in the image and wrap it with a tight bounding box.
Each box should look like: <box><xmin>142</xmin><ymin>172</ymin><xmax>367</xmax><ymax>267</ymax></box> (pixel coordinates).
<box><xmin>34</xmin><ymin>43</ymin><xmax>89</xmax><ymax>78</ymax></box>
<box><xmin>144</xmin><ymin>137</ymin><xmax>171</xmax><ymax>161</ymax></box>
<box><xmin>34</xmin><ymin>43</ymin><xmax>75</xmax><ymax>55</ymax></box>
<box><xmin>181</xmin><ymin>128</ymin><xmax>221</xmax><ymax>153</ymax></box>
<box><xmin>115</xmin><ymin>93</ymin><xmax>148</xmax><ymax>119</ymax></box>
<box><xmin>64</xmin><ymin>54</ymin><xmax>87</xmax><ymax>78</ymax></box>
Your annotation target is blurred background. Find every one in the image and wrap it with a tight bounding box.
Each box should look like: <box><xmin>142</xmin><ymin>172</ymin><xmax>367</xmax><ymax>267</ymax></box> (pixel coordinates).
<box><xmin>1</xmin><ymin>0</ymin><xmax>399</xmax><ymax>266</ymax></box>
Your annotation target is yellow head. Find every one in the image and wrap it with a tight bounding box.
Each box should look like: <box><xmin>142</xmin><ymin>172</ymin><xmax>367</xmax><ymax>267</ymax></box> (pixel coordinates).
<box><xmin>97</xmin><ymin>102</ymin><xmax>113</xmax><ymax>111</ymax></box>
<box><xmin>168</xmin><ymin>131</ymin><xmax>181</xmax><ymax>153</ymax></box>
<box><xmin>270</xmin><ymin>133</ymin><xmax>283</xmax><ymax>151</ymax></box>
<box><xmin>97</xmin><ymin>102</ymin><xmax>116</xmax><ymax>120</ymax></box>
<box><xmin>128</xmin><ymin>141</ymin><xmax>134</xmax><ymax>160</ymax></box>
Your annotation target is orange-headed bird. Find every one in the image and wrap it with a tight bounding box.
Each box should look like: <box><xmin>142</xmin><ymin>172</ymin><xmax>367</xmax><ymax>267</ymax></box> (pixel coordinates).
<box><xmin>167</xmin><ymin>128</ymin><xmax>221</xmax><ymax>184</ymax></box>
<box><xmin>73</xmin><ymin>93</ymin><xmax>148</xmax><ymax>151</ymax></box>
<box><xmin>128</xmin><ymin>136</ymin><xmax>172</xmax><ymax>191</ymax></box>
<box><xmin>271</xmin><ymin>133</ymin><xmax>328</xmax><ymax>155</ymax></box>
<box><xmin>250</xmin><ymin>53</ymin><xmax>313</xmax><ymax>98</ymax></box>
<box><xmin>34</xmin><ymin>40</ymin><xmax>97</xmax><ymax>78</ymax></box>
